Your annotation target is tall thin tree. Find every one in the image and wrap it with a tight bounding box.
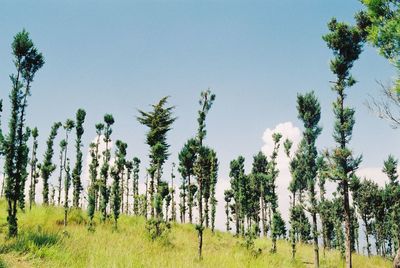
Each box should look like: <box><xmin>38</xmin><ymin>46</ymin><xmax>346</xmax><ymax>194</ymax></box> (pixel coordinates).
<box><xmin>28</xmin><ymin>127</ymin><xmax>39</xmax><ymax>210</ymax></box>
<box><xmin>41</xmin><ymin>122</ymin><xmax>62</xmax><ymax>206</ymax></box>
<box><xmin>4</xmin><ymin>30</ymin><xmax>44</xmax><ymax>236</ymax></box>
<box><xmin>323</xmin><ymin>18</ymin><xmax>365</xmax><ymax>268</ymax></box>
<box><xmin>72</xmin><ymin>109</ymin><xmax>86</xmax><ymax>208</ymax></box>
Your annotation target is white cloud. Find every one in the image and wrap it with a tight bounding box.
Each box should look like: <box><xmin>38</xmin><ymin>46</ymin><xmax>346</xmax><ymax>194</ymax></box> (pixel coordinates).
<box><xmin>261</xmin><ymin>121</ymin><xmax>302</xmax><ymax>222</ymax></box>
<box><xmin>356</xmin><ymin>166</ymin><xmax>388</xmax><ymax>187</ymax></box>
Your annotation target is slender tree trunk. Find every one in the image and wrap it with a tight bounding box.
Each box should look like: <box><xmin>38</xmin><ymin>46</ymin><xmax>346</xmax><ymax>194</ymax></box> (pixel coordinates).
<box><xmin>343</xmin><ymin>180</ymin><xmax>352</xmax><ymax>268</ymax></box>
<box><xmin>145</xmin><ymin>174</ymin><xmax>148</xmax><ymax>219</ymax></box>
<box><xmin>225</xmin><ymin>200</ymin><xmax>230</xmax><ymax>231</ymax></box>
<box><xmin>261</xmin><ymin>192</ymin><xmax>265</xmax><ymax>237</ymax></box>
<box><xmin>312</xmin><ymin>211</ymin><xmax>319</xmax><ymax>268</ymax></box>
<box><xmin>235</xmin><ymin>202</ymin><xmax>240</xmax><ymax>236</ymax></box>
<box><xmin>198</xmin><ymin>180</ymin><xmax>203</xmax><ymax>260</ymax></box>
<box><xmin>58</xmin><ymin>151</ymin><xmax>64</xmax><ymax>206</ymax></box>
<box><xmin>126</xmin><ymin>170</ymin><xmax>130</xmax><ymax>214</ymax></box>
<box><xmin>205</xmin><ymin>197</ymin><xmax>209</xmax><ymax>228</ymax></box>
<box><xmin>1</xmin><ymin>174</ymin><xmax>4</xmax><ymax>198</ymax></box>
<box><xmin>363</xmin><ymin>218</ymin><xmax>371</xmax><ymax>257</ymax></box>
<box><xmin>188</xmin><ymin>175</ymin><xmax>192</xmax><ymax>224</ymax></box>
<box><xmin>291</xmin><ymin>191</ymin><xmax>296</xmax><ymax>260</ymax></box>
<box><xmin>29</xmin><ymin>148</ymin><xmax>37</xmax><ymax>210</ymax></box>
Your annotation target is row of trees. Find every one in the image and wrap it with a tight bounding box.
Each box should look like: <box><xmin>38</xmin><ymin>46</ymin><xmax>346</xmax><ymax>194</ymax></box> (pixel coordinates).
<box><xmin>0</xmin><ymin>1</ymin><xmax>399</xmax><ymax>267</ymax></box>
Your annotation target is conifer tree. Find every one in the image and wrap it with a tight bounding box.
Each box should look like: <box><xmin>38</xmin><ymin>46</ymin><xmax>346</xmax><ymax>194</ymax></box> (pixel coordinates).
<box><xmin>125</xmin><ymin>160</ymin><xmax>133</xmax><ymax>214</ymax></box>
<box><xmin>41</xmin><ymin>122</ymin><xmax>62</xmax><ymax>206</ymax></box>
<box><xmin>229</xmin><ymin>156</ymin><xmax>246</xmax><ymax>236</ymax></box>
<box><xmin>194</xmin><ymin>90</ymin><xmax>215</xmax><ymax>259</ymax></box>
<box><xmin>323</xmin><ymin>17</ymin><xmax>365</xmax><ymax>268</ymax></box>
<box><xmin>137</xmin><ymin>97</ymin><xmax>176</xmax><ymax>218</ymax></box>
<box><xmin>28</xmin><ymin>127</ymin><xmax>39</xmax><ymax>210</ymax></box>
<box><xmin>317</xmin><ymin>155</ymin><xmax>332</xmax><ymax>254</ymax></box>
<box><xmin>382</xmin><ymin>155</ymin><xmax>400</xmax><ymax>257</ymax></box>
<box><xmin>132</xmin><ymin>157</ymin><xmax>140</xmax><ymax>215</ymax></box>
<box><xmin>296</xmin><ymin>91</ymin><xmax>322</xmax><ymax>268</ymax></box>
<box><xmin>100</xmin><ymin>114</ymin><xmax>114</xmax><ymax>222</ymax></box>
<box><xmin>353</xmin><ymin>178</ymin><xmax>378</xmax><ymax>257</ymax></box>
<box><xmin>72</xmin><ymin>109</ymin><xmax>86</xmax><ymax>208</ymax></box>
<box><xmin>58</xmin><ymin>139</ymin><xmax>67</xmax><ymax>205</ymax></box>
<box><xmin>170</xmin><ymin>162</ymin><xmax>177</xmax><ymax>222</ymax></box>
<box><xmin>87</xmin><ymin>123</ymin><xmax>104</xmax><ymax>228</ymax></box>
<box><xmin>4</xmin><ymin>30</ymin><xmax>44</xmax><ymax>236</ymax></box>
<box><xmin>209</xmin><ymin>151</ymin><xmax>218</xmax><ymax>233</ymax></box>
<box><xmin>178</xmin><ymin>138</ymin><xmax>197</xmax><ymax>223</ymax></box>
<box><xmin>111</xmin><ymin>140</ymin><xmax>127</xmax><ymax>228</ymax></box>
<box><xmin>64</xmin><ymin>158</ymin><xmax>71</xmax><ymax>226</ymax></box>
<box><xmin>252</xmin><ymin>151</ymin><xmax>268</xmax><ymax>236</ymax></box>
<box><xmin>224</xmin><ymin>189</ymin><xmax>233</xmax><ymax>231</ymax></box>
<box><xmin>58</xmin><ymin>119</ymin><xmax>75</xmax><ymax>206</ymax></box>
<box><xmin>266</xmin><ymin>133</ymin><xmax>282</xmax><ymax>253</ymax></box>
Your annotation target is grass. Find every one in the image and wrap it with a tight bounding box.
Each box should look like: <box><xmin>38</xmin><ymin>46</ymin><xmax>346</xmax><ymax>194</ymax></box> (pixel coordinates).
<box><xmin>0</xmin><ymin>199</ymin><xmax>392</xmax><ymax>268</ymax></box>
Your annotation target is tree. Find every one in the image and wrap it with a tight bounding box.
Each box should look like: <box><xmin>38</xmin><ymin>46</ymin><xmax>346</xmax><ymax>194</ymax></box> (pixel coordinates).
<box><xmin>317</xmin><ymin>155</ymin><xmax>333</xmax><ymax>255</ymax></box>
<box><xmin>64</xmin><ymin>158</ymin><xmax>71</xmax><ymax>226</ymax></box>
<box><xmin>209</xmin><ymin>150</ymin><xmax>218</xmax><ymax>233</ymax></box>
<box><xmin>194</xmin><ymin>89</ymin><xmax>215</xmax><ymax>260</ymax></box>
<box><xmin>41</xmin><ymin>122</ymin><xmax>62</xmax><ymax>206</ymax></box>
<box><xmin>4</xmin><ymin>30</ymin><xmax>44</xmax><ymax>237</ymax></box>
<box><xmin>382</xmin><ymin>155</ymin><xmax>400</xmax><ymax>257</ymax></box>
<box><xmin>58</xmin><ymin>119</ymin><xmax>75</xmax><ymax>206</ymax></box>
<box><xmin>137</xmin><ymin>97</ymin><xmax>176</xmax><ymax>218</ymax></box>
<box><xmin>359</xmin><ymin>1</ymin><xmax>400</xmax><ymax>92</ymax></box>
<box><xmin>100</xmin><ymin>114</ymin><xmax>114</xmax><ymax>222</ymax></box>
<box><xmin>296</xmin><ymin>91</ymin><xmax>322</xmax><ymax>268</ymax></box>
<box><xmin>224</xmin><ymin>189</ymin><xmax>233</xmax><ymax>232</ymax></box>
<box><xmin>323</xmin><ymin>18</ymin><xmax>365</xmax><ymax>268</ymax></box>
<box><xmin>28</xmin><ymin>127</ymin><xmax>39</xmax><ymax>210</ymax></box>
<box><xmin>111</xmin><ymin>140</ymin><xmax>127</xmax><ymax>229</ymax></box>
<box><xmin>132</xmin><ymin>157</ymin><xmax>141</xmax><ymax>215</ymax></box>
<box><xmin>87</xmin><ymin>123</ymin><xmax>104</xmax><ymax>229</ymax></box>
<box><xmin>252</xmin><ymin>151</ymin><xmax>268</xmax><ymax>237</ymax></box>
<box><xmin>229</xmin><ymin>156</ymin><xmax>246</xmax><ymax>236</ymax></box>
<box><xmin>125</xmin><ymin>160</ymin><xmax>133</xmax><ymax>214</ymax></box>
<box><xmin>57</xmin><ymin>139</ymin><xmax>67</xmax><ymax>205</ymax></box>
<box><xmin>72</xmin><ymin>109</ymin><xmax>86</xmax><ymax>208</ymax></box>
<box><xmin>170</xmin><ymin>162</ymin><xmax>177</xmax><ymax>222</ymax></box>
<box><xmin>266</xmin><ymin>132</ymin><xmax>282</xmax><ymax>253</ymax></box>
<box><xmin>178</xmin><ymin>138</ymin><xmax>197</xmax><ymax>223</ymax></box>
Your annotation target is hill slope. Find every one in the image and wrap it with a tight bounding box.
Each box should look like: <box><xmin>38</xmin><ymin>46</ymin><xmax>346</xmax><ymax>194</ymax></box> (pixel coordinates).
<box><xmin>0</xmin><ymin>200</ymin><xmax>391</xmax><ymax>268</ymax></box>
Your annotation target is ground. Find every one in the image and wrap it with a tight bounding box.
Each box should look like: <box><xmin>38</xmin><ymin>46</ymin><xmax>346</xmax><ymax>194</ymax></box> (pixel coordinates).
<box><xmin>0</xmin><ymin>200</ymin><xmax>392</xmax><ymax>268</ymax></box>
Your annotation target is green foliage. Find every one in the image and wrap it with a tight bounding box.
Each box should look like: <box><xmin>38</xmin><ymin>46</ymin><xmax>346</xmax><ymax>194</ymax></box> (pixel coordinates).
<box><xmin>99</xmin><ymin>114</ymin><xmax>114</xmax><ymax>222</ymax></box>
<box><xmin>87</xmin><ymin>123</ymin><xmax>104</xmax><ymax>229</ymax></box>
<box><xmin>137</xmin><ymin>97</ymin><xmax>176</xmax><ymax>218</ymax></box>
<box><xmin>28</xmin><ymin>127</ymin><xmax>39</xmax><ymax>210</ymax></box>
<box><xmin>132</xmin><ymin>157</ymin><xmax>141</xmax><ymax>216</ymax></box>
<box><xmin>72</xmin><ymin>109</ymin><xmax>86</xmax><ymax>208</ymax></box>
<box><xmin>178</xmin><ymin>138</ymin><xmax>197</xmax><ymax>223</ymax></box>
<box><xmin>323</xmin><ymin>15</ymin><xmax>365</xmax><ymax>267</ymax></box>
<box><xmin>41</xmin><ymin>122</ymin><xmax>62</xmax><ymax>206</ymax></box>
<box><xmin>145</xmin><ymin>218</ymin><xmax>171</xmax><ymax>243</ymax></box>
<box><xmin>111</xmin><ymin>140</ymin><xmax>127</xmax><ymax>228</ymax></box>
<box><xmin>4</xmin><ymin>30</ymin><xmax>44</xmax><ymax>237</ymax></box>
<box><xmin>0</xmin><ymin>201</ymin><xmax>392</xmax><ymax>268</ymax></box>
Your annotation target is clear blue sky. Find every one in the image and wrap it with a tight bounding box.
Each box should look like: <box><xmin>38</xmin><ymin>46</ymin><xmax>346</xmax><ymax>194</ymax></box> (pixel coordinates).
<box><xmin>0</xmin><ymin>1</ymin><xmax>398</xmax><ymax>224</ymax></box>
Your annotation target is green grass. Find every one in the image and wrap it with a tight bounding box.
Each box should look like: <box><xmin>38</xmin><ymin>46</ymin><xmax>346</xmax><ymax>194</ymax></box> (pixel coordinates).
<box><xmin>0</xmin><ymin>200</ymin><xmax>392</xmax><ymax>268</ymax></box>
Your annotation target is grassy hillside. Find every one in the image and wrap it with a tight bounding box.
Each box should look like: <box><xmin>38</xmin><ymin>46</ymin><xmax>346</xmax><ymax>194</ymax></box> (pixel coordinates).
<box><xmin>0</xmin><ymin>200</ymin><xmax>391</xmax><ymax>268</ymax></box>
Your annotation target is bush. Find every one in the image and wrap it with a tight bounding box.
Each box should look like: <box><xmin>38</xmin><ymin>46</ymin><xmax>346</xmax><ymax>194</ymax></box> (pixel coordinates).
<box><xmin>68</xmin><ymin>209</ymin><xmax>87</xmax><ymax>225</ymax></box>
<box><xmin>241</xmin><ymin>225</ymin><xmax>262</xmax><ymax>258</ymax></box>
<box><xmin>145</xmin><ymin>218</ymin><xmax>171</xmax><ymax>243</ymax></box>
<box><xmin>0</xmin><ymin>226</ymin><xmax>60</xmax><ymax>256</ymax></box>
